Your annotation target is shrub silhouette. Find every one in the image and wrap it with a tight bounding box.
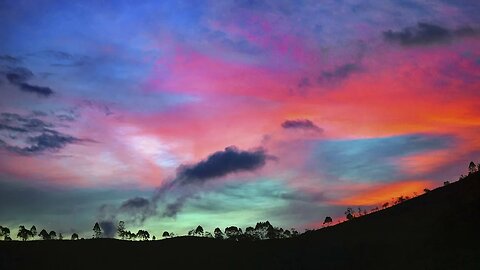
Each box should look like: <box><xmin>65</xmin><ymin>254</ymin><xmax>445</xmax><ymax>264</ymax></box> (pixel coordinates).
<box><xmin>71</xmin><ymin>233</ymin><xmax>79</xmax><ymax>240</ymax></box>
<box><xmin>323</xmin><ymin>216</ymin><xmax>333</xmax><ymax>225</ymax></box>
<box><xmin>345</xmin><ymin>208</ymin><xmax>355</xmax><ymax>220</ymax></box>
<box><xmin>49</xmin><ymin>231</ymin><xmax>57</xmax><ymax>240</ymax></box>
<box><xmin>162</xmin><ymin>231</ymin><xmax>170</xmax><ymax>238</ymax></box>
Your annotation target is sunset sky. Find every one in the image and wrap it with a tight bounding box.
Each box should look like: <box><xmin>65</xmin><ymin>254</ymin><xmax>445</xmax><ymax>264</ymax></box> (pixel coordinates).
<box><xmin>1</xmin><ymin>0</ymin><xmax>479</xmax><ymax>238</ymax></box>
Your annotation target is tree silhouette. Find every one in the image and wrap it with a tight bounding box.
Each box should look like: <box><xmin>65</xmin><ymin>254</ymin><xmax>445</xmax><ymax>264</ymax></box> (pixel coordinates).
<box><xmin>125</xmin><ymin>231</ymin><xmax>136</xmax><ymax>240</ymax></box>
<box><xmin>136</xmin><ymin>230</ymin><xmax>150</xmax><ymax>241</ymax></box>
<box><xmin>323</xmin><ymin>216</ymin><xmax>333</xmax><ymax>226</ymax></box>
<box><xmin>93</xmin><ymin>222</ymin><xmax>102</xmax><ymax>238</ymax></box>
<box><xmin>49</xmin><ymin>231</ymin><xmax>57</xmax><ymax>240</ymax></box>
<box><xmin>469</xmin><ymin>161</ymin><xmax>477</xmax><ymax>174</ymax></box>
<box><xmin>224</xmin><ymin>226</ymin><xmax>242</xmax><ymax>241</ymax></box>
<box><xmin>152</xmin><ymin>236</ymin><xmax>156</xmax><ymax>240</ymax></box>
<box><xmin>382</xmin><ymin>202</ymin><xmax>389</xmax><ymax>209</ymax></box>
<box><xmin>117</xmin><ymin>221</ymin><xmax>126</xmax><ymax>239</ymax></box>
<box><xmin>0</xmin><ymin>226</ymin><xmax>11</xmax><ymax>240</ymax></box>
<box><xmin>444</xmin><ymin>181</ymin><xmax>450</xmax><ymax>186</ymax></box>
<box><xmin>290</xmin><ymin>228</ymin><xmax>299</xmax><ymax>237</ymax></box>
<box><xmin>345</xmin><ymin>208</ymin><xmax>355</xmax><ymax>220</ymax></box>
<box><xmin>244</xmin><ymin>226</ymin><xmax>258</xmax><ymax>240</ymax></box>
<box><xmin>213</xmin><ymin>228</ymin><xmax>223</xmax><ymax>239</ymax></box>
<box><xmin>194</xmin><ymin>225</ymin><xmax>204</xmax><ymax>236</ymax></box>
<box><xmin>39</xmin><ymin>229</ymin><xmax>50</xmax><ymax>240</ymax></box>
<box><xmin>30</xmin><ymin>225</ymin><xmax>37</xmax><ymax>238</ymax></box>
<box><xmin>254</xmin><ymin>221</ymin><xmax>274</xmax><ymax>240</ymax></box>
<box><xmin>423</xmin><ymin>188</ymin><xmax>431</xmax><ymax>193</ymax></box>
<box><xmin>17</xmin><ymin>225</ymin><xmax>34</xmax><ymax>241</ymax></box>
<box><xmin>58</xmin><ymin>233</ymin><xmax>63</xmax><ymax>240</ymax></box>
<box><xmin>71</xmin><ymin>233</ymin><xmax>79</xmax><ymax>240</ymax></box>
<box><xmin>477</xmin><ymin>163</ymin><xmax>480</xmax><ymax>172</ymax></box>
<box><xmin>162</xmin><ymin>231</ymin><xmax>170</xmax><ymax>238</ymax></box>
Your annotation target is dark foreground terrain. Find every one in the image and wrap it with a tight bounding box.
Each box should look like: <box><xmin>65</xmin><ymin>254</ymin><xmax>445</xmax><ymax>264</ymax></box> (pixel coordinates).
<box><xmin>1</xmin><ymin>173</ymin><xmax>479</xmax><ymax>270</ymax></box>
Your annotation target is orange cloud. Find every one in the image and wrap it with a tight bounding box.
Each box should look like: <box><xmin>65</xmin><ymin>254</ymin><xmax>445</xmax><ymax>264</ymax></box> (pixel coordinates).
<box><xmin>332</xmin><ymin>180</ymin><xmax>434</xmax><ymax>206</ymax></box>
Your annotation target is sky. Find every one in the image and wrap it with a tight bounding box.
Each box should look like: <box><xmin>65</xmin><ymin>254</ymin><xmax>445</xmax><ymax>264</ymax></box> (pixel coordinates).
<box><xmin>0</xmin><ymin>0</ymin><xmax>479</xmax><ymax>239</ymax></box>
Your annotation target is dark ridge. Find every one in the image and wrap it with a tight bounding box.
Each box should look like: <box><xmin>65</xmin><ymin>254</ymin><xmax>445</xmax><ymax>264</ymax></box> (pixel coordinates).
<box><xmin>1</xmin><ymin>172</ymin><xmax>479</xmax><ymax>269</ymax></box>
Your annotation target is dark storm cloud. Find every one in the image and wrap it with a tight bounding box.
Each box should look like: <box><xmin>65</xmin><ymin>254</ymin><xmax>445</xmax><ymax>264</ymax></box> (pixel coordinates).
<box><xmin>0</xmin><ymin>113</ymin><xmax>86</xmax><ymax>155</ymax></box>
<box><xmin>112</xmin><ymin>146</ymin><xmax>274</xmax><ymax>220</ymax></box>
<box><xmin>120</xmin><ymin>197</ymin><xmax>150</xmax><ymax>209</ymax></box>
<box><xmin>5</xmin><ymin>67</ymin><xmax>33</xmax><ymax>84</ymax></box>
<box><xmin>176</xmin><ymin>146</ymin><xmax>270</xmax><ymax>184</ymax></box>
<box><xmin>383</xmin><ymin>23</ymin><xmax>479</xmax><ymax>46</ymax></box>
<box><xmin>0</xmin><ymin>55</ymin><xmax>21</xmax><ymax>64</ymax></box>
<box><xmin>152</xmin><ymin>146</ymin><xmax>273</xmax><ymax>217</ymax></box>
<box><xmin>17</xmin><ymin>83</ymin><xmax>54</xmax><ymax>97</ymax></box>
<box><xmin>281</xmin><ymin>119</ymin><xmax>322</xmax><ymax>133</ymax></box>
<box><xmin>318</xmin><ymin>63</ymin><xmax>362</xmax><ymax>83</ymax></box>
<box><xmin>3</xmin><ymin>66</ymin><xmax>54</xmax><ymax>97</ymax></box>
<box><xmin>0</xmin><ymin>113</ymin><xmax>52</xmax><ymax>132</ymax></box>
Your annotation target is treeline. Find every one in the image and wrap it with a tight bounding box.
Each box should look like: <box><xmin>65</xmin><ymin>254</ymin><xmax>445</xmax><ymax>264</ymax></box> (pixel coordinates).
<box><xmin>0</xmin><ymin>225</ymin><xmax>67</xmax><ymax>241</ymax></box>
<box><xmin>115</xmin><ymin>220</ymin><xmax>299</xmax><ymax>241</ymax></box>
<box><xmin>2</xmin><ymin>161</ymin><xmax>479</xmax><ymax>242</ymax></box>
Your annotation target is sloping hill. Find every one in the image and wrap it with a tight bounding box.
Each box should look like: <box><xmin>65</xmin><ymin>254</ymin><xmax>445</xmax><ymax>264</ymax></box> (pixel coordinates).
<box><xmin>1</xmin><ymin>172</ymin><xmax>479</xmax><ymax>269</ymax></box>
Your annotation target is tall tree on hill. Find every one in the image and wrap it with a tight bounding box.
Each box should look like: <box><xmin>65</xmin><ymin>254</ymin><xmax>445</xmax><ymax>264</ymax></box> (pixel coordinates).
<box><xmin>93</xmin><ymin>222</ymin><xmax>102</xmax><ymax>238</ymax></box>
<box><xmin>469</xmin><ymin>161</ymin><xmax>477</xmax><ymax>174</ymax></box>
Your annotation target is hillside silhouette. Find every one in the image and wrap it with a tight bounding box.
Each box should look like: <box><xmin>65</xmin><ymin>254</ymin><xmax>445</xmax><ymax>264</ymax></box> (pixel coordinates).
<box><xmin>1</xmin><ymin>171</ymin><xmax>479</xmax><ymax>269</ymax></box>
